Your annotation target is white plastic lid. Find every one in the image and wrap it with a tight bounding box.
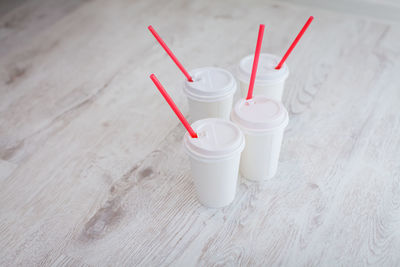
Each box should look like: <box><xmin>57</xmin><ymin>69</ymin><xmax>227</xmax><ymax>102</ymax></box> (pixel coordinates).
<box><xmin>183</xmin><ymin>67</ymin><xmax>237</xmax><ymax>101</ymax></box>
<box><xmin>231</xmin><ymin>95</ymin><xmax>289</xmax><ymax>132</ymax></box>
<box><xmin>237</xmin><ymin>53</ymin><xmax>289</xmax><ymax>86</ymax></box>
<box><xmin>184</xmin><ymin>118</ymin><xmax>244</xmax><ymax>159</ymax></box>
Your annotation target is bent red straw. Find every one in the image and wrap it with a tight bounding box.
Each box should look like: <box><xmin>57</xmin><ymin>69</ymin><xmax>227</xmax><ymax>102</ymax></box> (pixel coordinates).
<box><xmin>275</xmin><ymin>16</ymin><xmax>314</xmax><ymax>70</ymax></box>
<box><xmin>150</xmin><ymin>74</ymin><xmax>198</xmax><ymax>138</ymax></box>
<box><xmin>148</xmin><ymin>25</ymin><xmax>193</xmax><ymax>82</ymax></box>
<box><xmin>246</xmin><ymin>24</ymin><xmax>265</xmax><ymax>100</ymax></box>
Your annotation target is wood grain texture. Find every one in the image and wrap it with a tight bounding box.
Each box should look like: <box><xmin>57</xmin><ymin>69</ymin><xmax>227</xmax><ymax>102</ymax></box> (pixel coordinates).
<box><xmin>0</xmin><ymin>0</ymin><xmax>399</xmax><ymax>266</ymax></box>
<box><xmin>0</xmin><ymin>160</ymin><xmax>17</xmax><ymax>181</ymax></box>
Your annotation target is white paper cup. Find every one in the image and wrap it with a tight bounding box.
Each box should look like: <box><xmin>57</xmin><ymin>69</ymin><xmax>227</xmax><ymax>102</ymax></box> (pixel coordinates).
<box><xmin>231</xmin><ymin>96</ymin><xmax>289</xmax><ymax>181</ymax></box>
<box><xmin>183</xmin><ymin>67</ymin><xmax>237</xmax><ymax>122</ymax></box>
<box><xmin>237</xmin><ymin>53</ymin><xmax>289</xmax><ymax>101</ymax></box>
<box><xmin>183</xmin><ymin>118</ymin><xmax>245</xmax><ymax>208</ymax></box>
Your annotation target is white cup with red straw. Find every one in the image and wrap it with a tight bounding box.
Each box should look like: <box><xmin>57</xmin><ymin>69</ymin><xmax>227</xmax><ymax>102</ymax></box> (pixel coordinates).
<box><xmin>231</xmin><ymin>94</ymin><xmax>289</xmax><ymax>180</ymax></box>
<box><xmin>237</xmin><ymin>16</ymin><xmax>313</xmax><ymax>101</ymax></box>
<box><xmin>150</xmin><ymin>74</ymin><xmax>245</xmax><ymax>208</ymax></box>
<box><xmin>148</xmin><ymin>26</ymin><xmax>237</xmax><ymax>122</ymax></box>
<box><xmin>231</xmin><ymin>23</ymin><xmax>293</xmax><ymax>181</ymax></box>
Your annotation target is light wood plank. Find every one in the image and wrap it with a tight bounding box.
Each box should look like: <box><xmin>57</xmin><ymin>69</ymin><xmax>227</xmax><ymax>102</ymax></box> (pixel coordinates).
<box><xmin>51</xmin><ymin>254</ymin><xmax>91</xmax><ymax>267</ymax></box>
<box><xmin>0</xmin><ymin>0</ymin><xmax>399</xmax><ymax>266</ymax></box>
<box><xmin>0</xmin><ymin>159</ymin><xmax>17</xmax><ymax>180</ymax></box>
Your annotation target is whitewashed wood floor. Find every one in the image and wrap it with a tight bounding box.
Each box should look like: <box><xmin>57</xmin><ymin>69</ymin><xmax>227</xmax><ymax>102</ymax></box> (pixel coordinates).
<box><xmin>0</xmin><ymin>0</ymin><xmax>399</xmax><ymax>266</ymax></box>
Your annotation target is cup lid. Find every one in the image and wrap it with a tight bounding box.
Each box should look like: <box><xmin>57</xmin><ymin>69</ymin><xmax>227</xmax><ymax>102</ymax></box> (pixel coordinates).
<box><xmin>184</xmin><ymin>118</ymin><xmax>244</xmax><ymax>159</ymax></box>
<box><xmin>237</xmin><ymin>53</ymin><xmax>289</xmax><ymax>85</ymax></box>
<box><xmin>231</xmin><ymin>95</ymin><xmax>289</xmax><ymax>132</ymax></box>
<box><xmin>183</xmin><ymin>67</ymin><xmax>237</xmax><ymax>101</ymax></box>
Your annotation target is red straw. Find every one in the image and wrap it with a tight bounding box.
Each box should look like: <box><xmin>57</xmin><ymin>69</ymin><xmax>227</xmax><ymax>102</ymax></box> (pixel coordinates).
<box><xmin>150</xmin><ymin>74</ymin><xmax>198</xmax><ymax>138</ymax></box>
<box><xmin>275</xmin><ymin>16</ymin><xmax>314</xmax><ymax>70</ymax></box>
<box><xmin>148</xmin><ymin>25</ymin><xmax>193</xmax><ymax>82</ymax></box>
<box><xmin>246</xmin><ymin>24</ymin><xmax>265</xmax><ymax>100</ymax></box>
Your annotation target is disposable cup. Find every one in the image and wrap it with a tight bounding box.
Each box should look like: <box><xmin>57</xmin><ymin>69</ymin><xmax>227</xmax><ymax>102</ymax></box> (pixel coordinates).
<box><xmin>237</xmin><ymin>53</ymin><xmax>289</xmax><ymax>101</ymax></box>
<box><xmin>231</xmin><ymin>96</ymin><xmax>289</xmax><ymax>181</ymax></box>
<box><xmin>183</xmin><ymin>118</ymin><xmax>245</xmax><ymax>208</ymax></box>
<box><xmin>183</xmin><ymin>67</ymin><xmax>237</xmax><ymax>122</ymax></box>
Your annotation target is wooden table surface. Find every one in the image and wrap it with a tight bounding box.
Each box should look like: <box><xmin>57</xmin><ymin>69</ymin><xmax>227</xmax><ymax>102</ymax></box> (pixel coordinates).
<box><xmin>1</xmin><ymin>0</ymin><xmax>399</xmax><ymax>266</ymax></box>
